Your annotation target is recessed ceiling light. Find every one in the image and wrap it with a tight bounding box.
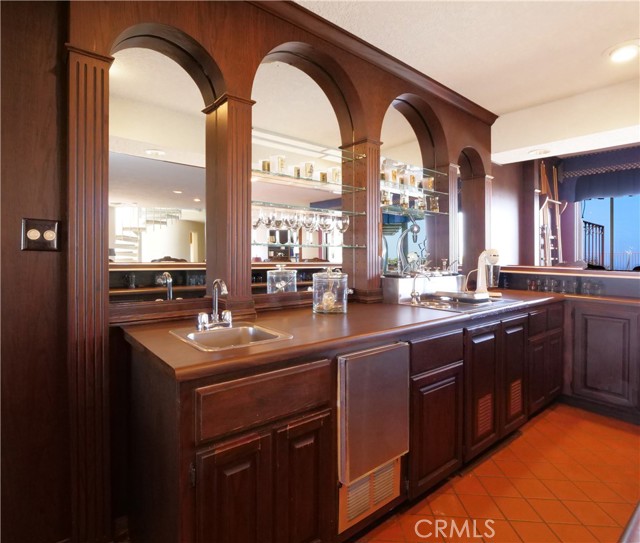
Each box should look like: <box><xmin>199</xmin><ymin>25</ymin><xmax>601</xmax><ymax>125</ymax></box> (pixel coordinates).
<box><xmin>172</xmin><ymin>190</ymin><xmax>183</xmax><ymax>194</ymax></box>
<box><xmin>607</xmin><ymin>40</ymin><xmax>640</xmax><ymax>63</ymax></box>
<box><xmin>145</xmin><ymin>149</ymin><xmax>166</xmax><ymax>157</ymax></box>
<box><xmin>193</xmin><ymin>198</ymin><xmax>201</xmax><ymax>203</ymax></box>
<box><xmin>528</xmin><ymin>149</ymin><xmax>550</xmax><ymax>157</ymax></box>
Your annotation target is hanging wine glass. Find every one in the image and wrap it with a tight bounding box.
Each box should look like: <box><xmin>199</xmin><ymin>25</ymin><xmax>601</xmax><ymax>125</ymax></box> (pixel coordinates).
<box><xmin>336</xmin><ymin>214</ymin><xmax>350</xmax><ymax>234</ymax></box>
<box><xmin>302</xmin><ymin>213</ymin><xmax>318</xmax><ymax>245</ymax></box>
<box><xmin>272</xmin><ymin>211</ymin><xmax>284</xmax><ymax>230</ymax></box>
<box><xmin>262</xmin><ymin>210</ymin><xmax>274</xmax><ymax>229</ymax></box>
<box><xmin>318</xmin><ymin>214</ymin><xmax>335</xmax><ymax>233</ymax></box>
<box><xmin>284</xmin><ymin>213</ymin><xmax>301</xmax><ymax>244</ymax></box>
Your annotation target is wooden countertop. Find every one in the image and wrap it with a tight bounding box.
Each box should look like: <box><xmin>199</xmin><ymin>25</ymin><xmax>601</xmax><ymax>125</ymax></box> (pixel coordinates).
<box><xmin>123</xmin><ymin>291</ymin><xmax>563</xmax><ymax>382</ymax></box>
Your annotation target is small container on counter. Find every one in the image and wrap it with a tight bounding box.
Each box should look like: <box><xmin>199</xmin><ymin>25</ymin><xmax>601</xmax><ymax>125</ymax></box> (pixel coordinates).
<box><xmin>267</xmin><ymin>264</ymin><xmax>297</xmax><ymax>294</ymax></box>
<box><xmin>312</xmin><ymin>269</ymin><xmax>351</xmax><ymax>314</ymax></box>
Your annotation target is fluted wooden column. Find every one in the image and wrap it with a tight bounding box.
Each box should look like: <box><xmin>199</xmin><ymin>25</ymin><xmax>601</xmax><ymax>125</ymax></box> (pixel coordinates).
<box><xmin>447</xmin><ymin>163</ymin><xmax>460</xmax><ymax>272</ymax></box>
<box><xmin>205</xmin><ymin>94</ymin><xmax>255</xmax><ymax>314</ymax></box>
<box><xmin>67</xmin><ymin>46</ymin><xmax>112</xmax><ymax>543</ymax></box>
<box><xmin>342</xmin><ymin>139</ymin><xmax>382</xmax><ymax>302</ymax></box>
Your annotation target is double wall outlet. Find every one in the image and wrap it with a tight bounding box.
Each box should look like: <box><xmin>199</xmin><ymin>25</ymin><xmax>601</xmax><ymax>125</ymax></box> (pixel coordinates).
<box><xmin>21</xmin><ymin>218</ymin><xmax>61</xmax><ymax>251</ymax></box>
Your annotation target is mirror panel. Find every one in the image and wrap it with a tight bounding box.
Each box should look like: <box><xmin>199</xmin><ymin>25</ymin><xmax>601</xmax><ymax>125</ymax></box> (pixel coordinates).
<box><xmin>109</xmin><ymin>48</ymin><xmax>206</xmax><ymax>264</ymax></box>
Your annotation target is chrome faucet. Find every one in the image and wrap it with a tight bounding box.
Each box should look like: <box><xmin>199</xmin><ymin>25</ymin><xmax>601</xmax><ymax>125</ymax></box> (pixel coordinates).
<box><xmin>396</xmin><ymin>215</ymin><xmax>421</xmax><ymax>276</ymax></box>
<box><xmin>161</xmin><ymin>272</ymin><xmax>173</xmax><ymax>300</ymax></box>
<box><xmin>212</xmin><ymin>279</ymin><xmax>229</xmax><ymax>323</ymax></box>
<box><xmin>196</xmin><ymin>279</ymin><xmax>232</xmax><ymax>331</ymax></box>
<box><xmin>410</xmin><ymin>270</ymin><xmax>431</xmax><ymax>305</ymax></box>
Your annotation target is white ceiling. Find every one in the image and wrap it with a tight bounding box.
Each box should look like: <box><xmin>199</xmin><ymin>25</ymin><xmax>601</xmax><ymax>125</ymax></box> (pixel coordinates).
<box><xmin>109</xmin><ymin>0</ymin><xmax>640</xmax><ymax>209</ymax></box>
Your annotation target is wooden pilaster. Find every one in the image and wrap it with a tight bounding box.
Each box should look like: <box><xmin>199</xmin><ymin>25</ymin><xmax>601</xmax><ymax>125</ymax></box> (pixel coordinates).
<box><xmin>205</xmin><ymin>94</ymin><xmax>255</xmax><ymax>315</ymax></box>
<box><xmin>67</xmin><ymin>46</ymin><xmax>112</xmax><ymax>543</ymax></box>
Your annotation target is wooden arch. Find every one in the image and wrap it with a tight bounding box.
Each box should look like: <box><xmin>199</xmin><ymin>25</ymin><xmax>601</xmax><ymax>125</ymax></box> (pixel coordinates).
<box><xmin>261</xmin><ymin>42</ymin><xmax>365</xmax><ymax>146</ymax></box>
<box><xmin>389</xmin><ymin>94</ymin><xmax>449</xmax><ymax>170</ymax></box>
<box><xmin>111</xmin><ymin>23</ymin><xmax>225</xmax><ymax>108</ymax></box>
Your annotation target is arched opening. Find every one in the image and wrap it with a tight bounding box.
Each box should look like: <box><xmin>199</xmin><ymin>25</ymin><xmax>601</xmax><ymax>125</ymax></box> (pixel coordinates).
<box><xmin>107</xmin><ymin>27</ymin><xmax>223</xmax><ymax>301</ymax></box>
<box><xmin>457</xmin><ymin>147</ymin><xmax>489</xmax><ymax>273</ymax></box>
<box><xmin>380</xmin><ymin>96</ymin><xmax>450</xmax><ymax>274</ymax></box>
<box><xmin>250</xmin><ymin>50</ymin><xmax>360</xmax><ymax>293</ymax></box>
<box><xmin>109</xmin><ymin>48</ymin><xmax>206</xmax><ymax>267</ymax></box>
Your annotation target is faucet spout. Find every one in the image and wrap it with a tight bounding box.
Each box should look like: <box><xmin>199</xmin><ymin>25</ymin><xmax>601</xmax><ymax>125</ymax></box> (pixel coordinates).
<box><xmin>212</xmin><ymin>279</ymin><xmax>228</xmax><ymax>322</ymax></box>
<box><xmin>161</xmin><ymin>272</ymin><xmax>173</xmax><ymax>300</ymax></box>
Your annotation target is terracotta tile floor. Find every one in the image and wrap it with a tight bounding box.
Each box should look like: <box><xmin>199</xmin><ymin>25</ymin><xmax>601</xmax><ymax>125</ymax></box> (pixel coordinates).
<box><xmin>354</xmin><ymin>404</ymin><xmax>640</xmax><ymax>543</ymax></box>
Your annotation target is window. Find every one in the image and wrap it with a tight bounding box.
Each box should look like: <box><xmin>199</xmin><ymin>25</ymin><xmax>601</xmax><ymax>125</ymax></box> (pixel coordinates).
<box><xmin>581</xmin><ymin>194</ymin><xmax>640</xmax><ymax>270</ymax></box>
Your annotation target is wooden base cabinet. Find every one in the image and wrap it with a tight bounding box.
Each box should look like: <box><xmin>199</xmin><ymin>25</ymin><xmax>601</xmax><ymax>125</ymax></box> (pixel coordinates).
<box><xmin>500</xmin><ymin>315</ymin><xmax>528</xmax><ymax>435</ymax></box>
<box><xmin>527</xmin><ymin>304</ymin><xmax>564</xmax><ymax>415</ymax></box>
<box><xmin>195</xmin><ymin>409</ymin><xmax>332</xmax><ymax>543</ymax></box>
<box><xmin>464</xmin><ymin>315</ymin><xmax>529</xmax><ymax>462</ymax></box>
<box><xmin>130</xmin><ymin>357</ymin><xmax>334</xmax><ymax>543</ymax></box>
<box><xmin>409</xmin><ymin>332</ymin><xmax>464</xmax><ymax>499</ymax></box>
<box><xmin>464</xmin><ymin>323</ymin><xmax>501</xmax><ymax>462</ymax></box>
<box><xmin>570</xmin><ymin>300</ymin><xmax>639</xmax><ymax>421</ymax></box>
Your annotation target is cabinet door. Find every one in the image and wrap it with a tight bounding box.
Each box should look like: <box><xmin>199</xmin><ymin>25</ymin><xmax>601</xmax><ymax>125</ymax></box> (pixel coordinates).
<box><xmin>274</xmin><ymin>409</ymin><xmax>333</xmax><ymax>543</ymax></box>
<box><xmin>527</xmin><ymin>335</ymin><xmax>548</xmax><ymax>415</ymax></box>
<box><xmin>546</xmin><ymin>330</ymin><xmax>563</xmax><ymax>401</ymax></box>
<box><xmin>464</xmin><ymin>324</ymin><xmax>500</xmax><ymax>462</ymax></box>
<box><xmin>501</xmin><ymin>316</ymin><xmax>528</xmax><ymax>435</ymax></box>
<box><xmin>573</xmin><ymin>303</ymin><xmax>639</xmax><ymax>409</ymax></box>
<box><xmin>409</xmin><ymin>361</ymin><xmax>463</xmax><ymax>499</ymax></box>
<box><xmin>195</xmin><ymin>433</ymin><xmax>272</xmax><ymax>543</ymax></box>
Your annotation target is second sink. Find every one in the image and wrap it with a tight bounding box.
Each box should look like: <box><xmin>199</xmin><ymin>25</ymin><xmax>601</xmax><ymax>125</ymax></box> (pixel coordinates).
<box><xmin>170</xmin><ymin>322</ymin><xmax>293</xmax><ymax>352</ymax></box>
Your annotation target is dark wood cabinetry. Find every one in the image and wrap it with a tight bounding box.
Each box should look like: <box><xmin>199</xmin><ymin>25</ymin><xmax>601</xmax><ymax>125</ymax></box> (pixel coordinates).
<box><xmin>570</xmin><ymin>300</ymin><xmax>639</xmax><ymax>422</ymax></box>
<box><xmin>464</xmin><ymin>323</ymin><xmax>501</xmax><ymax>461</ymax></box>
<box><xmin>409</xmin><ymin>332</ymin><xmax>464</xmax><ymax>499</ymax></box>
<box><xmin>195</xmin><ymin>408</ymin><xmax>332</xmax><ymax>543</ymax></box>
<box><xmin>527</xmin><ymin>304</ymin><xmax>564</xmax><ymax>415</ymax></box>
<box><xmin>464</xmin><ymin>313</ymin><xmax>533</xmax><ymax>462</ymax></box>
<box><xmin>131</xmin><ymin>357</ymin><xmax>334</xmax><ymax>543</ymax></box>
<box><xmin>196</xmin><ymin>432</ymin><xmax>273</xmax><ymax>543</ymax></box>
<box><xmin>274</xmin><ymin>410</ymin><xmax>333</xmax><ymax>543</ymax></box>
<box><xmin>500</xmin><ymin>315</ymin><xmax>528</xmax><ymax>435</ymax></box>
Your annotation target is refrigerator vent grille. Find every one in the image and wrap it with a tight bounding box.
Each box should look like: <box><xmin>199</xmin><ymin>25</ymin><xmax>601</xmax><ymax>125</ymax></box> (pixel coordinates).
<box><xmin>347</xmin><ymin>477</ymin><xmax>371</xmax><ymax>521</ymax></box>
<box><xmin>339</xmin><ymin>457</ymin><xmax>401</xmax><ymax>533</ymax></box>
<box><xmin>373</xmin><ymin>462</ymin><xmax>395</xmax><ymax>504</ymax></box>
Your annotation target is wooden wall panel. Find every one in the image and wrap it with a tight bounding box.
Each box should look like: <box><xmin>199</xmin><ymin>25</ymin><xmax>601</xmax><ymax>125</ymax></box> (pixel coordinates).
<box><xmin>0</xmin><ymin>3</ymin><xmax>71</xmax><ymax>542</ymax></box>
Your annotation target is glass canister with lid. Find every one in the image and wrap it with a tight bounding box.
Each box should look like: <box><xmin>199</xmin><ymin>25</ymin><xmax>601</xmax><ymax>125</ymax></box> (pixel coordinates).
<box><xmin>267</xmin><ymin>264</ymin><xmax>297</xmax><ymax>293</ymax></box>
<box><xmin>312</xmin><ymin>268</ymin><xmax>351</xmax><ymax>313</ymax></box>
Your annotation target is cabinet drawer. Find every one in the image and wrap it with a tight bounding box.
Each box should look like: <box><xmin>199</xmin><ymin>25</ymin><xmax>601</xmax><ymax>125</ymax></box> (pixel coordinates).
<box><xmin>411</xmin><ymin>330</ymin><xmax>463</xmax><ymax>375</ymax></box>
<box><xmin>528</xmin><ymin>308</ymin><xmax>547</xmax><ymax>337</ymax></box>
<box><xmin>547</xmin><ymin>303</ymin><xmax>563</xmax><ymax>331</ymax></box>
<box><xmin>195</xmin><ymin>359</ymin><xmax>331</xmax><ymax>444</ymax></box>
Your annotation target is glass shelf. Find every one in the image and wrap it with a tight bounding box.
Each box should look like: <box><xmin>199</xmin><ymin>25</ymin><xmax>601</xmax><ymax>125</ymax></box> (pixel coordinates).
<box><xmin>380</xmin><ymin>180</ymin><xmax>448</xmax><ymax>198</ymax></box>
<box><xmin>381</xmin><ymin>205</ymin><xmax>449</xmax><ymax>219</ymax></box>
<box><xmin>379</xmin><ymin>158</ymin><xmax>447</xmax><ymax>180</ymax></box>
<box><xmin>252</xmin><ymin>200</ymin><xmax>365</xmax><ymax>216</ymax></box>
<box><xmin>251</xmin><ymin>241</ymin><xmax>366</xmax><ymax>249</ymax></box>
<box><xmin>251</xmin><ymin>169</ymin><xmax>364</xmax><ymax>194</ymax></box>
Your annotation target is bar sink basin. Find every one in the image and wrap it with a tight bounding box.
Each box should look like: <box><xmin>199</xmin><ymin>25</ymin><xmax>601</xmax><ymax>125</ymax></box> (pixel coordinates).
<box><xmin>170</xmin><ymin>322</ymin><xmax>293</xmax><ymax>352</ymax></box>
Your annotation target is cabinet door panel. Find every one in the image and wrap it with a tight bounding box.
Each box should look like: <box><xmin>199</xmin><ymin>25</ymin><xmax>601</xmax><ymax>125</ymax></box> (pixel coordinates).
<box><xmin>546</xmin><ymin>330</ymin><xmax>563</xmax><ymax>400</ymax></box>
<box><xmin>501</xmin><ymin>316</ymin><xmax>528</xmax><ymax>435</ymax></box>
<box><xmin>464</xmin><ymin>325</ymin><xmax>500</xmax><ymax>462</ymax></box>
<box><xmin>409</xmin><ymin>361</ymin><xmax>463</xmax><ymax>499</ymax></box>
<box><xmin>527</xmin><ymin>336</ymin><xmax>547</xmax><ymax>415</ymax></box>
<box><xmin>196</xmin><ymin>433</ymin><xmax>272</xmax><ymax>543</ymax></box>
<box><xmin>274</xmin><ymin>409</ymin><xmax>333</xmax><ymax>543</ymax></box>
<box><xmin>573</xmin><ymin>304</ymin><xmax>639</xmax><ymax>409</ymax></box>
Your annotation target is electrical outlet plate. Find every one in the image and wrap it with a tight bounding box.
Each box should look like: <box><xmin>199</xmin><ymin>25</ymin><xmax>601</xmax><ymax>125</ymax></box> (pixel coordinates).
<box><xmin>21</xmin><ymin>218</ymin><xmax>60</xmax><ymax>251</ymax></box>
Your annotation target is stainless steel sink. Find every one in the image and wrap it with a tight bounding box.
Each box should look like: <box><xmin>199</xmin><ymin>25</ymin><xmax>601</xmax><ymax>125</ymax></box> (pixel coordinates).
<box><xmin>170</xmin><ymin>322</ymin><xmax>293</xmax><ymax>352</ymax></box>
<box><xmin>400</xmin><ymin>296</ymin><xmax>522</xmax><ymax>315</ymax></box>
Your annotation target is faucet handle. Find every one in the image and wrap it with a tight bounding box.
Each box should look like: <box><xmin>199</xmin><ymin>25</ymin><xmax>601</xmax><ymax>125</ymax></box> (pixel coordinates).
<box><xmin>197</xmin><ymin>312</ymin><xmax>210</xmax><ymax>331</ymax></box>
<box><xmin>221</xmin><ymin>310</ymin><xmax>232</xmax><ymax>325</ymax></box>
